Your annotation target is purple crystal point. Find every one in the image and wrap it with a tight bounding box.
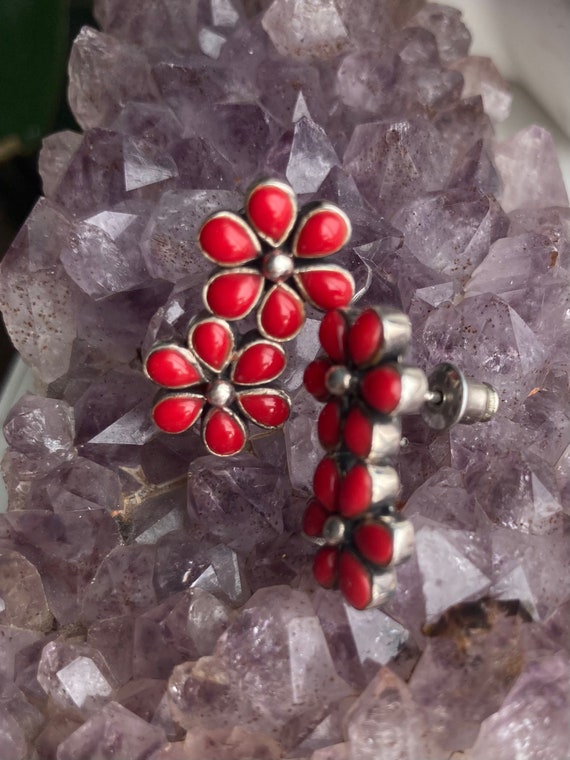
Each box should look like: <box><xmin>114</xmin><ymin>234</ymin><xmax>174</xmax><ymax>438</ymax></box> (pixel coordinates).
<box><xmin>469</xmin><ymin>655</ymin><xmax>570</xmax><ymax>760</ymax></box>
<box><xmin>37</xmin><ymin>639</ymin><xmax>117</xmax><ymax>716</ymax></box>
<box><xmin>495</xmin><ymin>125</ymin><xmax>569</xmax><ymax>212</ymax></box>
<box><xmin>57</xmin><ymin>701</ymin><xmax>166</xmax><ymax>760</ymax></box>
<box><xmin>346</xmin><ymin>667</ymin><xmax>446</xmax><ymax>760</ymax></box>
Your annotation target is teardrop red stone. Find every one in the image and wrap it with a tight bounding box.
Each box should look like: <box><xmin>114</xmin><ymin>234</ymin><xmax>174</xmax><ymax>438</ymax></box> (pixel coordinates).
<box><xmin>318</xmin><ymin>309</ymin><xmax>348</xmax><ymax>362</ymax></box>
<box><xmin>203</xmin><ymin>409</ymin><xmax>246</xmax><ymax>456</ymax></box>
<box><xmin>338</xmin><ymin>551</ymin><xmax>372</xmax><ymax>610</ymax></box>
<box><xmin>303</xmin><ymin>498</ymin><xmax>329</xmax><ymax>537</ymax></box>
<box><xmin>294</xmin><ymin>209</ymin><xmax>350</xmax><ymax>258</ymax></box>
<box><xmin>312</xmin><ymin>456</ymin><xmax>340</xmax><ymax>512</ymax></box>
<box><xmin>338</xmin><ymin>463</ymin><xmax>372</xmax><ymax>517</ymax></box>
<box><xmin>343</xmin><ymin>406</ymin><xmax>373</xmax><ymax>459</ymax></box>
<box><xmin>313</xmin><ymin>546</ymin><xmax>339</xmax><ymax>589</ymax></box>
<box><xmin>353</xmin><ymin>522</ymin><xmax>394</xmax><ymax>567</ymax></box>
<box><xmin>233</xmin><ymin>342</ymin><xmax>285</xmax><ymax>385</ymax></box>
<box><xmin>205</xmin><ymin>272</ymin><xmax>264</xmax><ymax>320</ymax></box>
<box><xmin>348</xmin><ymin>309</ymin><xmax>383</xmax><ymax>366</ymax></box>
<box><xmin>303</xmin><ymin>358</ymin><xmax>331</xmax><ymax>401</ymax></box>
<box><xmin>317</xmin><ymin>401</ymin><xmax>342</xmax><ymax>450</ymax></box>
<box><xmin>190</xmin><ymin>320</ymin><xmax>233</xmax><ymax>371</ymax></box>
<box><xmin>199</xmin><ymin>214</ymin><xmax>259</xmax><ymax>265</ymax></box>
<box><xmin>296</xmin><ymin>268</ymin><xmax>354</xmax><ymax>310</ymax></box>
<box><xmin>259</xmin><ymin>286</ymin><xmax>305</xmax><ymax>341</ymax></box>
<box><xmin>146</xmin><ymin>348</ymin><xmax>202</xmax><ymax>388</ymax></box>
<box><xmin>247</xmin><ymin>183</ymin><xmax>296</xmax><ymax>246</ymax></box>
<box><xmin>153</xmin><ymin>395</ymin><xmax>205</xmax><ymax>433</ymax></box>
<box><xmin>238</xmin><ymin>392</ymin><xmax>290</xmax><ymax>427</ymax></box>
<box><xmin>361</xmin><ymin>365</ymin><xmax>402</xmax><ymax>414</ymax></box>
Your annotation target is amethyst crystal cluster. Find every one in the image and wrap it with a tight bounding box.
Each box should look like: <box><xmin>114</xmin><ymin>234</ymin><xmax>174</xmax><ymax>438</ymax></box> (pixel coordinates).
<box><xmin>0</xmin><ymin>1</ymin><xmax>569</xmax><ymax>758</ymax></box>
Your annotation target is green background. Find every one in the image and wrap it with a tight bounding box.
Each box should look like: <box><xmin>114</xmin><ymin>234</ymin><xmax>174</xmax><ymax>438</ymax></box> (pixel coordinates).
<box><xmin>0</xmin><ymin>0</ymin><xmax>94</xmax><ymax>375</ymax></box>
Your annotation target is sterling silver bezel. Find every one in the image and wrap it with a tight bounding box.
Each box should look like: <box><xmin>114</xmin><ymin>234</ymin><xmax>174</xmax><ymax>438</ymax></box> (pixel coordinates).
<box><xmin>236</xmin><ymin>387</ymin><xmax>291</xmax><ymax>429</ymax></box>
<box><xmin>198</xmin><ymin>210</ymin><xmax>261</xmax><ymax>267</ymax></box>
<box><xmin>245</xmin><ymin>178</ymin><xmax>298</xmax><ymax>248</ymax></box>
<box><xmin>291</xmin><ymin>202</ymin><xmax>352</xmax><ymax>258</ymax></box>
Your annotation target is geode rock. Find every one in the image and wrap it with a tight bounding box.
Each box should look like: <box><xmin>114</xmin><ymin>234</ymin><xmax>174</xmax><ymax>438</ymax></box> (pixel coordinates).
<box><xmin>0</xmin><ymin>0</ymin><xmax>568</xmax><ymax>758</ymax></box>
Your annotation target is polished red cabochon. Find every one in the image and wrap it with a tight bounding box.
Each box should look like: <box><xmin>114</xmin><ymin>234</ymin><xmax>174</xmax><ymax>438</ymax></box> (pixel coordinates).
<box><xmin>153</xmin><ymin>395</ymin><xmax>205</xmax><ymax>433</ymax></box>
<box><xmin>343</xmin><ymin>406</ymin><xmax>373</xmax><ymax>459</ymax></box>
<box><xmin>312</xmin><ymin>456</ymin><xmax>340</xmax><ymax>512</ymax></box>
<box><xmin>338</xmin><ymin>551</ymin><xmax>372</xmax><ymax>610</ymax></box>
<box><xmin>233</xmin><ymin>342</ymin><xmax>285</xmax><ymax>385</ymax></box>
<box><xmin>294</xmin><ymin>208</ymin><xmax>350</xmax><ymax>258</ymax></box>
<box><xmin>190</xmin><ymin>320</ymin><xmax>233</xmax><ymax>371</ymax></box>
<box><xmin>303</xmin><ymin>498</ymin><xmax>329</xmax><ymax>537</ymax></box>
<box><xmin>303</xmin><ymin>358</ymin><xmax>332</xmax><ymax>402</ymax></box>
<box><xmin>319</xmin><ymin>309</ymin><xmax>348</xmax><ymax>363</ymax></box>
<box><xmin>259</xmin><ymin>285</ymin><xmax>305</xmax><ymax>341</ymax></box>
<box><xmin>205</xmin><ymin>271</ymin><xmax>264</xmax><ymax>320</ymax></box>
<box><xmin>353</xmin><ymin>522</ymin><xmax>394</xmax><ymax>567</ymax></box>
<box><xmin>203</xmin><ymin>409</ymin><xmax>245</xmax><ymax>456</ymax></box>
<box><xmin>199</xmin><ymin>213</ymin><xmax>259</xmax><ymax>266</ymax></box>
<box><xmin>313</xmin><ymin>546</ymin><xmax>339</xmax><ymax>589</ymax></box>
<box><xmin>361</xmin><ymin>365</ymin><xmax>402</xmax><ymax>414</ymax></box>
<box><xmin>296</xmin><ymin>268</ymin><xmax>354</xmax><ymax>310</ymax></box>
<box><xmin>318</xmin><ymin>401</ymin><xmax>343</xmax><ymax>450</ymax></box>
<box><xmin>338</xmin><ymin>463</ymin><xmax>372</xmax><ymax>517</ymax></box>
<box><xmin>247</xmin><ymin>183</ymin><xmax>296</xmax><ymax>246</ymax></box>
<box><xmin>348</xmin><ymin>309</ymin><xmax>384</xmax><ymax>367</ymax></box>
<box><xmin>146</xmin><ymin>348</ymin><xmax>202</xmax><ymax>388</ymax></box>
<box><xmin>238</xmin><ymin>392</ymin><xmax>290</xmax><ymax>428</ymax></box>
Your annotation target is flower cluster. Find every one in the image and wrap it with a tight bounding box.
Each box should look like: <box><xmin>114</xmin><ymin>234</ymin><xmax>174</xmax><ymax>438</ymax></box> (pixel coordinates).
<box><xmin>302</xmin><ymin>307</ymin><xmax>416</xmax><ymax>609</ymax></box>
<box><xmin>144</xmin><ymin>316</ymin><xmax>290</xmax><ymax>456</ymax></box>
<box><xmin>199</xmin><ymin>179</ymin><xmax>355</xmax><ymax>342</ymax></box>
<box><xmin>143</xmin><ymin>180</ymin><xmax>354</xmax><ymax>456</ymax></box>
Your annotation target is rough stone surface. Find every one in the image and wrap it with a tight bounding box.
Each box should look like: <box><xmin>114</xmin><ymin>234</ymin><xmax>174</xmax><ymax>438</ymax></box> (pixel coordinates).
<box><xmin>0</xmin><ymin>0</ymin><xmax>568</xmax><ymax>756</ymax></box>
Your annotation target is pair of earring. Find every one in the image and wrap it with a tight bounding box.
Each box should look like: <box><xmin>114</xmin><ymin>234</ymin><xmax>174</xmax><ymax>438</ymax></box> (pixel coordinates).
<box><xmin>142</xmin><ymin>178</ymin><xmax>499</xmax><ymax>609</ymax></box>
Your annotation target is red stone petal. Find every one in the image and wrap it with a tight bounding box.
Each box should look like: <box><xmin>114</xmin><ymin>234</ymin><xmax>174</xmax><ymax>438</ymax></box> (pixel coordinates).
<box><xmin>189</xmin><ymin>319</ymin><xmax>233</xmax><ymax>372</ymax></box>
<box><xmin>318</xmin><ymin>401</ymin><xmax>343</xmax><ymax>451</ymax></box>
<box><xmin>145</xmin><ymin>347</ymin><xmax>202</xmax><ymax>388</ymax></box>
<box><xmin>152</xmin><ymin>395</ymin><xmax>205</xmax><ymax>434</ymax></box>
<box><xmin>338</xmin><ymin>463</ymin><xmax>372</xmax><ymax>517</ymax></box>
<box><xmin>361</xmin><ymin>365</ymin><xmax>402</xmax><ymax>415</ymax></box>
<box><xmin>343</xmin><ymin>406</ymin><xmax>373</xmax><ymax>459</ymax></box>
<box><xmin>303</xmin><ymin>358</ymin><xmax>332</xmax><ymax>402</ymax></box>
<box><xmin>348</xmin><ymin>309</ymin><xmax>384</xmax><ymax>367</ymax></box>
<box><xmin>313</xmin><ymin>456</ymin><xmax>340</xmax><ymax>512</ymax></box>
<box><xmin>319</xmin><ymin>309</ymin><xmax>348</xmax><ymax>363</ymax></box>
<box><xmin>295</xmin><ymin>267</ymin><xmax>354</xmax><ymax>311</ymax></box>
<box><xmin>293</xmin><ymin>206</ymin><xmax>351</xmax><ymax>258</ymax></box>
<box><xmin>303</xmin><ymin>498</ymin><xmax>329</xmax><ymax>537</ymax></box>
<box><xmin>199</xmin><ymin>213</ymin><xmax>260</xmax><ymax>266</ymax></box>
<box><xmin>203</xmin><ymin>409</ymin><xmax>246</xmax><ymax>456</ymax></box>
<box><xmin>353</xmin><ymin>522</ymin><xmax>394</xmax><ymax>567</ymax></box>
<box><xmin>313</xmin><ymin>546</ymin><xmax>339</xmax><ymax>589</ymax></box>
<box><xmin>232</xmin><ymin>342</ymin><xmax>286</xmax><ymax>385</ymax></box>
<box><xmin>339</xmin><ymin>551</ymin><xmax>372</xmax><ymax>610</ymax></box>
<box><xmin>205</xmin><ymin>271</ymin><xmax>264</xmax><ymax>320</ymax></box>
<box><xmin>258</xmin><ymin>285</ymin><xmax>305</xmax><ymax>341</ymax></box>
<box><xmin>246</xmin><ymin>181</ymin><xmax>296</xmax><ymax>247</ymax></box>
<box><xmin>237</xmin><ymin>392</ymin><xmax>290</xmax><ymax>428</ymax></box>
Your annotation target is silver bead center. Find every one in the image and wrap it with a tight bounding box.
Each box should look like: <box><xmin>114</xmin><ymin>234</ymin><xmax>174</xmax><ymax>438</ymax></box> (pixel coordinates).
<box><xmin>323</xmin><ymin>515</ymin><xmax>346</xmax><ymax>545</ymax></box>
<box><xmin>261</xmin><ymin>250</ymin><xmax>294</xmax><ymax>283</ymax></box>
<box><xmin>206</xmin><ymin>379</ymin><xmax>235</xmax><ymax>408</ymax></box>
<box><xmin>325</xmin><ymin>365</ymin><xmax>354</xmax><ymax>397</ymax></box>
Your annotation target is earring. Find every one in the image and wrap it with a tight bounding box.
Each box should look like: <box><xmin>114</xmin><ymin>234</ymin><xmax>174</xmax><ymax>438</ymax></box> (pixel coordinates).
<box><xmin>142</xmin><ymin>178</ymin><xmax>356</xmax><ymax>455</ymax></box>
<box><xmin>303</xmin><ymin>306</ymin><xmax>499</xmax><ymax>610</ymax></box>
<box><xmin>198</xmin><ymin>178</ymin><xmax>355</xmax><ymax>342</ymax></box>
<box><xmin>143</xmin><ymin>315</ymin><xmax>291</xmax><ymax>456</ymax></box>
